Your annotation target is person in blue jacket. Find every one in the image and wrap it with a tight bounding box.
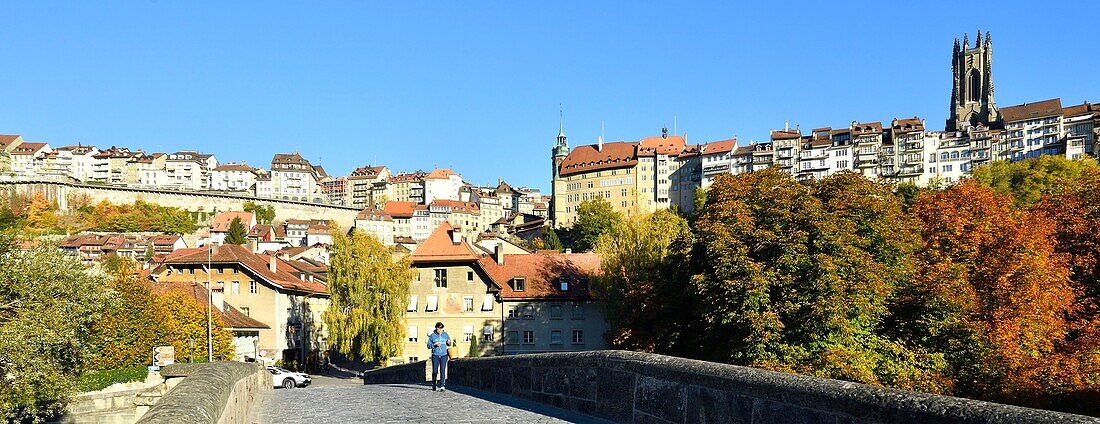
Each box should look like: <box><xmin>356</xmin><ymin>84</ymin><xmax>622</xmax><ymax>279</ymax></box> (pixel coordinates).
<box><xmin>426</xmin><ymin>322</ymin><xmax>452</xmax><ymax>391</ymax></box>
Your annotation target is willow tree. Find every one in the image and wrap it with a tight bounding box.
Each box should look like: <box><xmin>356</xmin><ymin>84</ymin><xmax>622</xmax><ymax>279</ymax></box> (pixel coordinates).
<box><xmin>323</xmin><ymin>229</ymin><xmax>414</xmax><ymax>363</ymax></box>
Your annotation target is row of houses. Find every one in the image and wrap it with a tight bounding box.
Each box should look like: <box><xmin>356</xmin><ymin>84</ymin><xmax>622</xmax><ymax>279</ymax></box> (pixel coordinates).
<box><xmin>550</xmin><ymin>33</ymin><xmax>1100</xmax><ymax>225</ymax></box>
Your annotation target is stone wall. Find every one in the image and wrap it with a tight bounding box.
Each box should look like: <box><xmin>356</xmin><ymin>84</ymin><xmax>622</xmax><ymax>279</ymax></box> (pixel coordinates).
<box><xmin>447</xmin><ymin>350</ymin><xmax>1100</xmax><ymax>424</ymax></box>
<box><xmin>136</xmin><ymin>362</ymin><xmax>270</xmax><ymax>424</ymax></box>
<box><xmin>0</xmin><ymin>180</ymin><xmax>361</xmax><ymax>229</ymax></box>
<box><xmin>361</xmin><ymin>360</ymin><xmax>429</xmax><ymax>385</ymax></box>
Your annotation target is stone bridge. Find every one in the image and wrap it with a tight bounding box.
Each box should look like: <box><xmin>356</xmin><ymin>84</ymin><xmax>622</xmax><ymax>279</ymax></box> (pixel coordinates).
<box><xmin>0</xmin><ymin>179</ymin><xmax>361</xmax><ymax>229</ymax></box>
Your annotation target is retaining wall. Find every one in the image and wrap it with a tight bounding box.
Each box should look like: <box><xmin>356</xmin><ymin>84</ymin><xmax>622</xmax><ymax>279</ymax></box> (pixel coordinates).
<box><xmin>446</xmin><ymin>350</ymin><xmax>1100</xmax><ymax>424</ymax></box>
<box><xmin>360</xmin><ymin>360</ymin><xmax>429</xmax><ymax>385</ymax></box>
<box><xmin>135</xmin><ymin>362</ymin><xmax>270</xmax><ymax>424</ymax></box>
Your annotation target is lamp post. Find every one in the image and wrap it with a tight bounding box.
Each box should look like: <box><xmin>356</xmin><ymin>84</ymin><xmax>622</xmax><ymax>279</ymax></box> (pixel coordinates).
<box><xmin>206</xmin><ymin>243</ymin><xmax>215</xmax><ymax>362</ymax></box>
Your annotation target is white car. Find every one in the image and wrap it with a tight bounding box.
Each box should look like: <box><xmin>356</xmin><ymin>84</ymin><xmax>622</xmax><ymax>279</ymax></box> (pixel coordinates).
<box><xmin>267</xmin><ymin>366</ymin><xmax>311</xmax><ymax>389</ymax></box>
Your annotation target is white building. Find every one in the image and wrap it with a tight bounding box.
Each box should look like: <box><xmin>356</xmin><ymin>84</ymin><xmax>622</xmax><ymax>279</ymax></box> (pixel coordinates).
<box><xmin>423</xmin><ymin>168</ymin><xmax>463</xmax><ymax>204</ymax></box>
<box><xmin>269</xmin><ymin>153</ymin><xmax>319</xmax><ymax>202</ymax></box>
<box><xmin>166</xmin><ymin>151</ymin><xmax>218</xmax><ymax>191</ymax></box>
<box><xmin>211</xmin><ymin>163</ymin><xmax>258</xmax><ymax>192</ymax></box>
<box><xmin>353</xmin><ymin>207</ymin><xmax>395</xmax><ymax>246</ymax></box>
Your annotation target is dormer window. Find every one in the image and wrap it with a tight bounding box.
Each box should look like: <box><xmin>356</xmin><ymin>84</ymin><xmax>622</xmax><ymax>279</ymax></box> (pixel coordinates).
<box><xmin>513</xmin><ymin>277</ymin><xmax>526</xmax><ymax>292</ymax></box>
<box><xmin>559</xmin><ymin>277</ymin><xmax>569</xmax><ymax>291</ymax></box>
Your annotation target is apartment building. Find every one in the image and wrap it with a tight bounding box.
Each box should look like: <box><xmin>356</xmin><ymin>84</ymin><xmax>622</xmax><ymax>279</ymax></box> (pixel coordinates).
<box><xmin>153</xmin><ymin>244</ymin><xmax>330</xmax><ymax>365</ymax></box>
<box><xmin>384</xmin><ymin>172</ymin><xmax>426</xmax><ymax>204</ymax></box>
<box><xmin>384</xmin><ymin>201</ymin><xmax>432</xmax><ymax>242</ymax></box>
<box><xmin>353</xmin><ymin>207</ymin><xmax>395</xmax><ymax>246</ymax></box>
<box><xmin>269</xmin><ymin>153</ymin><xmax>319</xmax><ymax>202</ymax></box>
<box><xmin>424</xmin><ymin>168</ymin><xmax>463</xmax><ymax>204</ymax></box>
<box><xmin>211</xmin><ymin>163</ymin><xmax>259</xmax><ymax>192</ymax></box>
<box><xmin>10</xmin><ymin>142</ymin><xmax>51</xmax><ymax>178</ymax></box>
<box><xmin>165</xmin><ymin>151</ymin><xmax>218</xmax><ymax>191</ymax></box>
<box><xmin>347</xmin><ymin>165</ymin><xmax>390</xmax><ymax>208</ymax></box>
<box><xmin>136</xmin><ymin>153</ymin><xmax>169</xmax><ymax>188</ymax></box>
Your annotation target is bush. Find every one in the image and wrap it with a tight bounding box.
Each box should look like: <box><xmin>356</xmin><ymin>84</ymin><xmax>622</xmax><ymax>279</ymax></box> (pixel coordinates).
<box><xmin>75</xmin><ymin>366</ymin><xmax>149</xmax><ymax>393</ymax></box>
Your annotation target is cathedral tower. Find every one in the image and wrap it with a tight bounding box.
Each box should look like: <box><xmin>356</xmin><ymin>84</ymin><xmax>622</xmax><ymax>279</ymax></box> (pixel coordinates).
<box><xmin>947</xmin><ymin>31</ymin><xmax>1000</xmax><ymax>131</ymax></box>
<box><xmin>550</xmin><ymin>108</ymin><xmax>569</xmax><ymax>225</ymax></box>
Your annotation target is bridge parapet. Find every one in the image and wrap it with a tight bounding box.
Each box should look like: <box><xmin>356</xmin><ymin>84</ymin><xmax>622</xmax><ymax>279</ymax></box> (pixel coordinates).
<box><xmin>136</xmin><ymin>362</ymin><xmax>270</xmax><ymax>424</ymax></box>
<box><xmin>447</xmin><ymin>350</ymin><xmax>1098</xmax><ymax>424</ymax></box>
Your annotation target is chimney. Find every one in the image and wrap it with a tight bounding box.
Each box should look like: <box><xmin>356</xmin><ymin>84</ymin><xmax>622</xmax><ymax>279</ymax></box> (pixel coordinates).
<box><xmin>597</xmin><ymin>135</ymin><xmax>603</xmax><ymax>152</ymax></box>
<box><xmin>565</xmin><ymin>248</ymin><xmax>572</xmax><ymax>254</ymax></box>
<box><xmin>269</xmin><ymin>255</ymin><xmax>278</xmax><ymax>273</ymax></box>
<box><xmin>494</xmin><ymin>243</ymin><xmax>504</xmax><ymax>265</ymax></box>
<box><xmin>449</xmin><ymin>227</ymin><xmax>462</xmax><ymax>244</ymax></box>
<box><xmin>210</xmin><ymin>287</ymin><xmax>224</xmax><ymax>312</ymax></box>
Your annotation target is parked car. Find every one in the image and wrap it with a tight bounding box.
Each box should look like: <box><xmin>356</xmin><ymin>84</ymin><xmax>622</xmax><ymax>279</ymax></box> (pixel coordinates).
<box><xmin>267</xmin><ymin>366</ymin><xmax>311</xmax><ymax>389</ymax></box>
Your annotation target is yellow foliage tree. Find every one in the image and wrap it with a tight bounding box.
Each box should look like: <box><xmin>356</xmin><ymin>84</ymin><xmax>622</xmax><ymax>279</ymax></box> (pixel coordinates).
<box><xmin>25</xmin><ymin>193</ymin><xmax>56</xmax><ymax>230</ymax></box>
<box><xmin>154</xmin><ymin>289</ymin><xmax>235</xmax><ymax>362</ymax></box>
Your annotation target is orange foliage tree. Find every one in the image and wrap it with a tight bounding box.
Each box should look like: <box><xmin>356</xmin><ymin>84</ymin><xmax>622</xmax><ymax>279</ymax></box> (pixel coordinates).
<box><xmin>154</xmin><ymin>289</ymin><xmax>235</xmax><ymax>362</ymax></box>
<box><xmin>89</xmin><ymin>263</ymin><xmax>164</xmax><ymax>370</ymax></box>
<box><xmin>905</xmin><ymin>180</ymin><xmax>1080</xmax><ymax>405</ymax></box>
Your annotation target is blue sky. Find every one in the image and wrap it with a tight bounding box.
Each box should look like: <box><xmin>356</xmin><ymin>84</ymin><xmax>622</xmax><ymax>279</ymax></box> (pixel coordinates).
<box><xmin>2</xmin><ymin>2</ymin><xmax>1097</xmax><ymax>191</ymax></box>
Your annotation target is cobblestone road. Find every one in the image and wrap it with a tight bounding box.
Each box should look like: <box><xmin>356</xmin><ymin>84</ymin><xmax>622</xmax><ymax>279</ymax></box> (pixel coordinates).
<box><xmin>251</xmin><ymin>383</ymin><xmax>607</xmax><ymax>423</ymax></box>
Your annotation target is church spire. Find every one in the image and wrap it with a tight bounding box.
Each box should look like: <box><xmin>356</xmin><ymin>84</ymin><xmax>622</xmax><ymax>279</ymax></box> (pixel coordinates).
<box><xmin>558</xmin><ymin>104</ymin><xmax>566</xmax><ymax>140</ymax></box>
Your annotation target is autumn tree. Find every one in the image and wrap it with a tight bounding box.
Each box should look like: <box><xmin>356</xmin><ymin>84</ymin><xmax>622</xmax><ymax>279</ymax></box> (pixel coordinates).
<box><xmin>323</xmin><ymin>229</ymin><xmax>415</xmax><ymax>363</ymax></box>
<box><xmin>25</xmin><ymin>192</ymin><xmax>57</xmax><ymax>231</ymax></box>
<box><xmin>89</xmin><ymin>261</ymin><xmax>165</xmax><ymax>370</ymax></box>
<box><xmin>154</xmin><ymin>289</ymin><xmax>235</xmax><ymax>362</ymax></box>
<box><xmin>592</xmin><ymin>209</ymin><xmax>695</xmax><ymax>355</ymax></box>
<box><xmin>0</xmin><ymin>238</ymin><xmax>112</xmax><ymax>422</ymax></box>
<box><xmin>689</xmin><ymin>169</ymin><xmax>943</xmax><ymax>391</ymax></box>
<box><xmin>904</xmin><ymin>180</ymin><xmax>1080</xmax><ymax>405</ymax></box>
<box><xmin>225</xmin><ymin>216</ymin><xmax>247</xmax><ymax>245</ymax></box>
<box><xmin>572</xmin><ymin>197</ymin><xmax>622</xmax><ymax>252</ymax></box>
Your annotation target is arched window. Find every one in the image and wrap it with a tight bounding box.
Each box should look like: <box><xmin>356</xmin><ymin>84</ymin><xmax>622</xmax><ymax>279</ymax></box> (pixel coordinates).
<box><xmin>969</xmin><ymin>69</ymin><xmax>981</xmax><ymax>102</ymax></box>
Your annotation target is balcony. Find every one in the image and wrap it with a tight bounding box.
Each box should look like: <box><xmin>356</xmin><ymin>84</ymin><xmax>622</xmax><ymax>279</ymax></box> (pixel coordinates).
<box><xmin>855</xmin><ymin>159</ymin><xmax>878</xmax><ymax>168</ymax></box>
<box><xmin>904</xmin><ymin>143</ymin><xmax>923</xmax><ymax>151</ymax></box>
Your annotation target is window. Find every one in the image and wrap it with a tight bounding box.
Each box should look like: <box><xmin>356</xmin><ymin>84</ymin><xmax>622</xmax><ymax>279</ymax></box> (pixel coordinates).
<box><xmin>559</xmin><ymin>277</ymin><xmax>569</xmax><ymax>291</ymax></box>
<box><xmin>463</xmin><ymin>296</ymin><xmax>474</xmax><ymax>312</ymax></box>
<box><xmin>233</xmin><ymin>268</ymin><xmax>239</xmax><ymax>274</ymax></box>
<box><xmin>467</xmin><ymin>271</ymin><xmax>474</xmax><ymax>282</ymax></box>
<box><xmin>572</xmin><ymin>304</ymin><xmax>585</xmax><ymax>320</ymax></box>
<box><xmin>507</xmin><ymin>330</ymin><xmax>520</xmax><ymax>345</ymax></box>
<box><xmin>481</xmin><ymin>295</ymin><xmax>495</xmax><ymax>311</ymax></box>
<box><xmin>426</xmin><ymin>295</ymin><xmax>439</xmax><ymax>312</ymax></box>
<box><xmin>508</xmin><ymin>307</ymin><xmax>520</xmax><ymax>318</ymax></box>
<box><xmin>482</xmin><ymin>325</ymin><xmax>494</xmax><ymax>342</ymax></box>
<box><xmin>407</xmin><ymin>325</ymin><xmax>418</xmax><ymax>342</ymax></box>
<box><xmin>434</xmin><ymin>269</ymin><xmax>447</xmax><ymax>288</ymax></box>
<box><xmin>249</xmin><ymin>281</ymin><xmax>258</xmax><ymax>294</ymax></box>
<box><xmin>522</xmin><ymin>330</ymin><xmax>534</xmax><ymax>344</ymax></box>
<box><xmin>408</xmin><ymin>357</ymin><xmax>418</xmax><ymax>363</ymax></box>
<box><xmin>550</xmin><ymin>330</ymin><xmax>563</xmax><ymax>345</ymax></box>
<box><xmin>550</xmin><ymin>304</ymin><xmax>563</xmax><ymax>320</ymax></box>
<box><xmin>407</xmin><ymin>295</ymin><xmax>418</xmax><ymax>312</ymax></box>
<box><xmin>513</xmin><ymin>278</ymin><xmax>525</xmax><ymax>292</ymax></box>
<box><xmin>218</xmin><ymin>268</ymin><xmax>224</xmax><ymax>274</ymax></box>
<box><xmin>523</xmin><ymin>305</ymin><xmax>535</xmax><ymax>319</ymax></box>
<box><xmin>572</xmin><ymin>330</ymin><xmax>585</xmax><ymax>345</ymax></box>
<box><xmin>240</xmin><ymin>306</ymin><xmax>249</xmax><ymax>317</ymax></box>
<box><xmin>188</xmin><ymin>268</ymin><xmax>195</xmax><ymax>275</ymax></box>
<box><xmin>230</xmin><ymin>281</ymin><xmax>239</xmax><ymax>294</ymax></box>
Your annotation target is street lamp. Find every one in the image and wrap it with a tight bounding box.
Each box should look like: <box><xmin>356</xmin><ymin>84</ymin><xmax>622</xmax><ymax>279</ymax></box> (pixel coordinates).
<box><xmin>206</xmin><ymin>243</ymin><xmax>217</xmax><ymax>362</ymax></box>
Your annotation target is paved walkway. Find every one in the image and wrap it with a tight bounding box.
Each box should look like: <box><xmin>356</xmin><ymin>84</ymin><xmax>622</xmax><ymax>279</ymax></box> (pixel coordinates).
<box><xmin>250</xmin><ymin>382</ymin><xmax>606</xmax><ymax>423</ymax></box>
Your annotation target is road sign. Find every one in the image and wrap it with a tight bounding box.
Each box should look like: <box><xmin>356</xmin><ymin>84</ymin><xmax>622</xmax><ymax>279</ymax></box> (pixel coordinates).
<box><xmin>153</xmin><ymin>345</ymin><xmax>175</xmax><ymax>366</ymax></box>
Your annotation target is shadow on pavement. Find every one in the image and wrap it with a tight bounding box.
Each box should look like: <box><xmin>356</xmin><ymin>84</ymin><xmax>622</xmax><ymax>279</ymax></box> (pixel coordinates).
<box><xmin>445</xmin><ymin>385</ymin><xmax>611</xmax><ymax>423</ymax></box>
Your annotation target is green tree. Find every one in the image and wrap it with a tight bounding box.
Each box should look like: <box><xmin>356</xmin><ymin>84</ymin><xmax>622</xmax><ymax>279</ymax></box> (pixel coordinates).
<box><xmin>689</xmin><ymin>169</ymin><xmax>943</xmax><ymax>391</ymax></box>
<box><xmin>0</xmin><ymin>238</ymin><xmax>113</xmax><ymax>422</ymax></box>
<box><xmin>225</xmin><ymin>216</ymin><xmax>247</xmax><ymax>245</ymax></box>
<box><xmin>972</xmin><ymin>155</ymin><xmax>1098</xmax><ymax>207</ymax></box>
<box><xmin>542</xmin><ymin>226</ymin><xmax>563</xmax><ymax>251</ymax></box>
<box><xmin>243</xmin><ymin>201</ymin><xmax>276</xmax><ymax>225</ymax></box>
<box><xmin>323</xmin><ymin>229</ymin><xmax>415</xmax><ymax>363</ymax></box>
<box><xmin>593</xmin><ymin>209</ymin><xmax>694</xmax><ymax>354</ymax></box>
<box><xmin>572</xmin><ymin>197</ymin><xmax>622</xmax><ymax>252</ymax></box>
<box><xmin>467</xmin><ymin>335</ymin><xmax>480</xmax><ymax>358</ymax></box>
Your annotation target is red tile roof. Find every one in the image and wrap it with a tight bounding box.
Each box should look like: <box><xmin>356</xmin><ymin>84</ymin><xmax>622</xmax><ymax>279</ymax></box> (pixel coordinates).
<box><xmin>559</xmin><ymin>141</ymin><xmax>639</xmax><ymax>177</ymax></box>
<box><xmin>770</xmin><ymin>129</ymin><xmax>802</xmax><ymax>140</ymax></box>
<box><xmin>162</xmin><ymin>244</ymin><xmax>328</xmax><ymax>294</ymax></box>
<box><xmin>702</xmin><ymin>138</ymin><xmax>738</xmax><ymax>155</ymax></box>
<box><xmin>430</xmin><ymin>199</ymin><xmax>480</xmax><ymax>214</ymax></box>
<box><xmin>0</xmin><ymin>134</ymin><xmax>21</xmax><ymax>150</ymax></box>
<box><xmin>426</xmin><ymin>168</ymin><xmax>458</xmax><ymax>180</ymax></box>
<box><xmin>638</xmin><ymin>135</ymin><xmax>687</xmax><ymax>156</ymax></box>
<box><xmin>150</xmin><ymin>234</ymin><xmax>182</xmax><ymax>247</ymax></box>
<box><xmin>410</xmin><ymin>222</ymin><xmax>479</xmax><ymax>263</ymax></box>
<box><xmin>383</xmin><ymin>201</ymin><xmax>425</xmax><ymax>219</ymax></box>
<box><xmin>349</xmin><ymin>165</ymin><xmax>387</xmax><ymax>178</ymax></box>
<box><xmin>211</xmin><ymin>212</ymin><xmax>254</xmax><ymax>233</ymax></box>
<box><xmin>10</xmin><ymin>142</ymin><xmax>48</xmax><ymax>155</ymax></box>
<box><xmin>357</xmin><ymin>207</ymin><xmax>393</xmax><ymax>222</ymax></box>
<box><xmin>851</xmin><ymin>122</ymin><xmax>883</xmax><ymax>136</ymax></box>
<box><xmin>476</xmin><ymin>251</ymin><xmax>601</xmax><ymax>300</ymax></box>
<box><xmin>1002</xmin><ymin>98</ymin><xmax>1063</xmax><ymax>122</ymax></box>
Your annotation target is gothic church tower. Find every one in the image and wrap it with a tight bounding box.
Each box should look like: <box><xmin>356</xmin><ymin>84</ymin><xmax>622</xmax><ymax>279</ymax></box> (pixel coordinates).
<box><xmin>947</xmin><ymin>31</ymin><xmax>1000</xmax><ymax>131</ymax></box>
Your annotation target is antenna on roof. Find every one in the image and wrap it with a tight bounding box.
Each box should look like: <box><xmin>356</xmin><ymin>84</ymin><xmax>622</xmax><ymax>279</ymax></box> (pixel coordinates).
<box><xmin>674</xmin><ymin>115</ymin><xmax>678</xmax><ymax>136</ymax></box>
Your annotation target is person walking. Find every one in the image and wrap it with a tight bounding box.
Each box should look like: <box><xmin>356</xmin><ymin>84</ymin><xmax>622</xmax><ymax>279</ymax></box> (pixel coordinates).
<box><xmin>426</xmin><ymin>322</ymin><xmax>452</xmax><ymax>392</ymax></box>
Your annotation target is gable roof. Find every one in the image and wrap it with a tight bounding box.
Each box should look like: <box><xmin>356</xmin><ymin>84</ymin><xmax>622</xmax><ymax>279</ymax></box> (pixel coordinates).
<box><xmin>559</xmin><ymin>141</ymin><xmax>639</xmax><ymax>177</ymax></box>
<box><xmin>11</xmin><ymin>142</ymin><xmax>48</xmax><ymax>155</ymax></box>
<box><xmin>162</xmin><ymin>244</ymin><xmax>328</xmax><ymax>294</ymax></box>
<box><xmin>211</xmin><ymin>212</ymin><xmax>254</xmax><ymax>233</ymax></box>
<box><xmin>476</xmin><ymin>251</ymin><xmax>601</xmax><ymax>300</ymax></box>
<box><xmin>426</xmin><ymin>168</ymin><xmax>458</xmax><ymax>180</ymax></box>
<box><xmin>701</xmin><ymin>138</ymin><xmax>738</xmax><ymax>155</ymax></box>
<box><xmin>1002</xmin><ymin>98</ymin><xmax>1063</xmax><ymax>122</ymax></box>
<box><xmin>0</xmin><ymin>135</ymin><xmax>22</xmax><ymax>150</ymax></box>
<box><xmin>383</xmin><ymin>201</ymin><xmax>425</xmax><ymax>219</ymax></box>
<box><xmin>409</xmin><ymin>222</ymin><xmax>479</xmax><ymax>263</ymax></box>
<box><xmin>357</xmin><ymin>206</ymin><xmax>393</xmax><ymax>222</ymax></box>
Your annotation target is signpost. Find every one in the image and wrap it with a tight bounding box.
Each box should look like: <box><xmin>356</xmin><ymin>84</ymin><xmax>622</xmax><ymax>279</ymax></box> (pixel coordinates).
<box><xmin>153</xmin><ymin>345</ymin><xmax>175</xmax><ymax>368</ymax></box>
